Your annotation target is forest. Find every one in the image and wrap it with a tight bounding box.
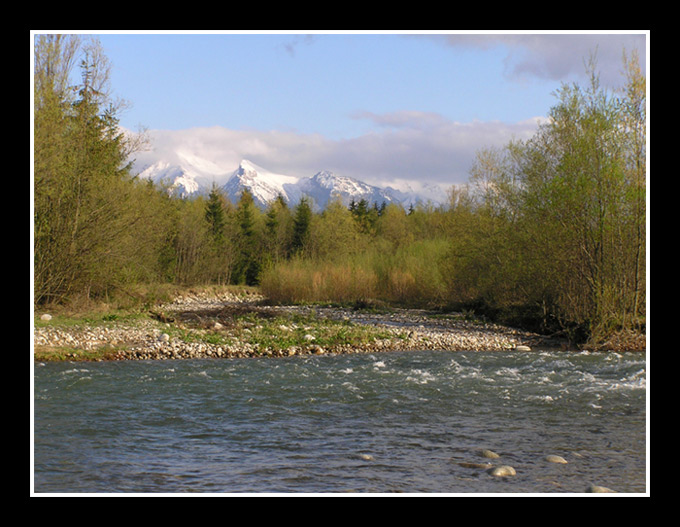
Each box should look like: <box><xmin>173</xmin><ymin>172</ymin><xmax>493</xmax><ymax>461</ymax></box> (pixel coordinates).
<box><xmin>33</xmin><ymin>35</ymin><xmax>646</xmax><ymax>347</ymax></box>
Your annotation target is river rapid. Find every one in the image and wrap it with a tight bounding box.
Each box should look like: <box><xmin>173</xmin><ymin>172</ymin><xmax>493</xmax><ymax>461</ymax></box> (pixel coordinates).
<box><xmin>33</xmin><ymin>349</ymin><xmax>647</xmax><ymax>494</ymax></box>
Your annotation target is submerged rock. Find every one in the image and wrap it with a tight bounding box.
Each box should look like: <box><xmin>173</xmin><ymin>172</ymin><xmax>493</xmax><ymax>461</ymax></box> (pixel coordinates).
<box><xmin>545</xmin><ymin>454</ymin><xmax>568</xmax><ymax>464</ymax></box>
<box><xmin>481</xmin><ymin>449</ymin><xmax>500</xmax><ymax>459</ymax></box>
<box><xmin>458</xmin><ymin>462</ymin><xmax>493</xmax><ymax>469</ymax></box>
<box><xmin>586</xmin><ymin>484</ymin><xmax>617</xmax><ymax>493</ymax></box>
<box><xmin>488</xmin><ymin>465</ymin><xmax>516</xmax><ymax>477</ymax></box>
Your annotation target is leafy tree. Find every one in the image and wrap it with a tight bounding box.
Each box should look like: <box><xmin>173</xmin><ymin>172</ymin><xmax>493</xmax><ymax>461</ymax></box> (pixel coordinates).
<box><xmin>263</xmin><ymin>194</ymin><xmax>293</xmax><ymax>261</ymax></box>
<box><xmin>311</xmin><ymin>197</ymin><xmax>362</xmax><ymax>260</ymax></box>
<box><xmin>376</xmin><ymin>203</ymin><xmax>412</xmax><ymax>250</ymax></box>
<box><xmin>34</xmin><ymin>35</ymin><xmax>153</xmax><ymax>303</ymax></box>
<box><xmin>448</xmin><ymin>52</ymin><xmax>647</xmax><ymax>342</ymax></box>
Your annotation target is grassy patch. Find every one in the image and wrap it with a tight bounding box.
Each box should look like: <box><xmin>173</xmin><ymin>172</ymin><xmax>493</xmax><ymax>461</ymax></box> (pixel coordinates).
<box><xmin>34</xmin><ymin>286</ymin><xmax>411</xmax><ymax>360</ymax></box>
<box><xmin>177</xmin><ymin>306</ymin><xmax>406</xmax><ymax>353</ymax></box>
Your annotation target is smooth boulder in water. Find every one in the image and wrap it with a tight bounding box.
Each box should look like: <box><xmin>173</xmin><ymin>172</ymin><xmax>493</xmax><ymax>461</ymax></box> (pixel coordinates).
<box><xmin>586</xmin><ymin>484</ymin><xmax>617</xmax><ymax>493</ymax></box>
<box><xmin>545</xmin><ymin>454</ymin><xmax>568</xmax><ymax>464</ymax></box>
<box><xmin>488</xmin><ymin>465</ymin><xmax>516</xmax><ymax>477</ymax></box>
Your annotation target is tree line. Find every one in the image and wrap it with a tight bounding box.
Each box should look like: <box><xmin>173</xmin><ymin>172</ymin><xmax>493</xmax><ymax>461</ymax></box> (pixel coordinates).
<box><xmin>34</xmin><ymin>36</ymin><xmax>645</xmax><ymax>346</ymax></box>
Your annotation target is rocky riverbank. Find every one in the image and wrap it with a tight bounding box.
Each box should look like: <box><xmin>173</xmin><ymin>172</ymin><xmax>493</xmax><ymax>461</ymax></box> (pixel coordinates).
<box><xmin>34</xmin><ymin>290</ymin><xmax>564</xmax><ymax>362</ymax></box>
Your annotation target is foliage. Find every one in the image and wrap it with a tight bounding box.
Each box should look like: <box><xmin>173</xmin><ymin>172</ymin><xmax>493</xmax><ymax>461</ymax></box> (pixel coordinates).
<box><xmin>34</xmin><ymin>41</ymin><xmax>646</xmax><ymax>347</ymax></box>
<box><xmin>34</xmin><ymin>35</ymin><xmax>164</xmax><ymax>303</ymax></box>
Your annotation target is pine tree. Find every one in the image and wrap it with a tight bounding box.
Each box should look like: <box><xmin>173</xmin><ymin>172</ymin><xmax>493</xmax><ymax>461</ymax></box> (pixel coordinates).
<box><xmin>233</xmin><ymin>189</ymin><xmax>261</xmax><ymax>285</ymax></box>
<box><xmin>291</xmin><ymin>197</ymin><xmax>312</xmax><ymax>255</ymax></box>
<box><xmin>204</xmin><ymin>183</ymin><xmax>226</xmax><ymax>243</ymax></box>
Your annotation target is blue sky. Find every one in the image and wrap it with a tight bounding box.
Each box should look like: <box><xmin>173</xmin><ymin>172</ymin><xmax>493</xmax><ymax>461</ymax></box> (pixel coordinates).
<box><xmin>42</xmin><ymin>31</ymin><xmax>648</xmax><ymax>188</ymax></box>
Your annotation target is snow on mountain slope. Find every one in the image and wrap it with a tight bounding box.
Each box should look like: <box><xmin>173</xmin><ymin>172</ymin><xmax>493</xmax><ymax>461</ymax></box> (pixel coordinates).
<box><xmin>222</xmin><ymin>159</ymin><xmax>301</xmax><ymax>207</ymax></box>
<box><xmin>136</xmin><ymin>150</ymin><xmax>231</xmax><ymax>198</ymax></box>
<box><xmin>136</xmin><ymin>155</ymin><xmax>446</xmax><ymax>209</ymax></box>
<box><xmin>298</xmin><ymin>170</ymin><xmax>402</xmax><ymax>210</ymax></box>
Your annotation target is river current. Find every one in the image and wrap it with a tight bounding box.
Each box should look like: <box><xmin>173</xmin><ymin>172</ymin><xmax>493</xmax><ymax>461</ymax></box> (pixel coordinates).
<box><xmin>33</xmin><ymin>350</ymin><xmax>647</xmax><ymax>494</ymax></box>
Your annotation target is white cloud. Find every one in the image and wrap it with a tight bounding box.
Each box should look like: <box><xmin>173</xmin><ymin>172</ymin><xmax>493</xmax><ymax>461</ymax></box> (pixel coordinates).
<box><xmin>131</xmin><ymin>115</ymin><xmax>544</xmax><ymax>189</ymax></box>
<box><xmin>430</xmin><ymin>32</ymin><xmax>647</xmax><ymax>87</ymax></box>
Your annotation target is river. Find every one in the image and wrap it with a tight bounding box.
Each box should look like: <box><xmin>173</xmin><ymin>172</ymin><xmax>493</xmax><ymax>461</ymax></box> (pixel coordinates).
<box><xmin>33</xmin><ymin>350</ymin><xmax>647</xmax><ymax>494</ymax></box>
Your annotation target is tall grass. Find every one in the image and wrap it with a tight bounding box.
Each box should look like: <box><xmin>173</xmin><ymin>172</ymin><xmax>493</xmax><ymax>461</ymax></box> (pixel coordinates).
<box><xmin>260</xmin><ymin>258</ymin><xmax>377</xmax><ymax>304</ymax></box>
<box><xmin>260</xmin><ymin>238</ymin><xmax>450</xmax><ymax>307</ymax></box>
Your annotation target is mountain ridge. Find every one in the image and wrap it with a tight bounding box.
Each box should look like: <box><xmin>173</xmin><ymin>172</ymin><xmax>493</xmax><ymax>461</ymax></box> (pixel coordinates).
<box><xmin>136</xmin><ymin>156</ymin><xmax>447</xmax><ymax>210</ymax></box>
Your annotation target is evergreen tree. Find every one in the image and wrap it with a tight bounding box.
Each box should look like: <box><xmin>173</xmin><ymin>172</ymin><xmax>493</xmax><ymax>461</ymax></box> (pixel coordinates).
<box><xmin>291</xmin><ymin>197</ymin><xmax>312</xmax><ymax>255</ymax></box>
<box><xmin>350</xmin><ymin>198</ymin><xmax>377</xmax><ymax>234</ymax></box>
<box><xmin>204</xmin><ymin>183</ymin><xmax>226</xmax><ymax>243</ymax></box>
<box><xmin>233</xmin><ymin>189</ymin><xmax>261</xmax><ymax>285</ymax></box>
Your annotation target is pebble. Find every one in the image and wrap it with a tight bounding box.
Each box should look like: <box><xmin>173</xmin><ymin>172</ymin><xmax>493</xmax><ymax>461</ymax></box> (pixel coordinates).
<box><xmin>545</xmin><ymin>455</ymin><xmax>568</xmax><ymax>464</ymax></box>
<box><xmin>586</xmin><ymin>485</ymin><xmax>617</xmax><ymax>493</ymax></box>
<box><xmin>458</xmin><ymin>462</ymin><xmax>493</xmax><ymax>469</ymax></box>
<box><xmin>488</xmin><ymin>465</ymin><xmax>516</xmax><ymax>477</ymax></box>
<box><xmin>33</xmin><ymin>292</ymin><xmax>546</xmax><ymax>361</ymax></box>
<box><xmin>481</xmin><ymin>449</ymin><xmax>500</xmax><ymax>459</ymax></box>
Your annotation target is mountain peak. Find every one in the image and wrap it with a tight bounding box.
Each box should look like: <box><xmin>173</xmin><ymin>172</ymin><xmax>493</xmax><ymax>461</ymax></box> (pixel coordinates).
<box><xmin>138</xmin><ymin>156</ymin><xmax>444</xmax><ymax>210</ymax></box>
<box><xmin>237</xmin><ymin>159</ymin><xmax>262</xmax><ymax>173</ymax></box>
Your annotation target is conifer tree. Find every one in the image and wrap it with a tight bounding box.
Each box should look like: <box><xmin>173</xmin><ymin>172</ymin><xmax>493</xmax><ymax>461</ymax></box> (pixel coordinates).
<box><xmin>204</xmin><ymin>183</ymin><xmax>227</xmax><ymax>243</ymax></box>
<box><xmin>233</xmin><ymin>189</ymin><xmax>262</xmax><ymax>285</ymax></box>
<box><xmin>291</xmin><ymin>197</ymin><xmax>312</xmax><ymax>255</ymax></box>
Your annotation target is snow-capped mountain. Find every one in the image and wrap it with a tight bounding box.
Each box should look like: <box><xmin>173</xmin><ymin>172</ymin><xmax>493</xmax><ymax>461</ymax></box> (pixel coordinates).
<box><xmin>295</xmin><ymin>170</ymin><xmax>406</xmax><ymax>211</ymax></box>
<box><xmin>136</xmin><ymin>150</ymin><xmax>231</xmax><ymax>199</ymax></box>
<box><xmin>135</xmin><ymin>155</ymin><xmax>445</xmax><ymax>210</ymax></box>
<box><xmin>221</xmin><ymin>159</ymin><xmax>301</xmax><ymax>208</ymax></box>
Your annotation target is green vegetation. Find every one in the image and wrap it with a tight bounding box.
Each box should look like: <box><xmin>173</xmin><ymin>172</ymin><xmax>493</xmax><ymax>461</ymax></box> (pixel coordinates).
<box><xmin>33</xmin><ymin>290</ymin><xmax>408</xmax><ymax>361</ymax></box>
<box><xmin>34</xmin><ymin>37</ymin><xmax>645</xmax><ymax>348</ymax></box>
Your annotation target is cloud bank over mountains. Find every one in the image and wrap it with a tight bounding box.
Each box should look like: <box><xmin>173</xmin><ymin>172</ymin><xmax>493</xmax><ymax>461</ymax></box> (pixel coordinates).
<box><xmin>130</xmin><ymin>114</ymin><xmax>545</xmax><ymax>192</ymax></box>
<box><xmin>126</xmin><ymin>33</ymin><xmax>645</xmax><ymax>204</ymax></box>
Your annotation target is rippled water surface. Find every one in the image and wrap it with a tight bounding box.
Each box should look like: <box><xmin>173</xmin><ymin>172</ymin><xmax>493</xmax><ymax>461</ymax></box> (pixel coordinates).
<box><xmin>33</xmin><ymin>350</ymin><xmax>647</xmax><ymax>494</ymax></box>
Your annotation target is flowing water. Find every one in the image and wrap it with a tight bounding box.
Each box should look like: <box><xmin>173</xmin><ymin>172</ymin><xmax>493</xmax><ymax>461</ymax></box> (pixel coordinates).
<box><xmin>33</xmin><ymin>350</ymin><xmax>647</xmax><ymax>494</ymax></box>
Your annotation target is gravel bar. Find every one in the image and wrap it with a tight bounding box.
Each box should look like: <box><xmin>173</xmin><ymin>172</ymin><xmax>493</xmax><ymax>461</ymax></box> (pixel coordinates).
<box><xmin>34</xmin><ymin>291</ymin><xmax>552</xmax><ymax>361</ymax></box>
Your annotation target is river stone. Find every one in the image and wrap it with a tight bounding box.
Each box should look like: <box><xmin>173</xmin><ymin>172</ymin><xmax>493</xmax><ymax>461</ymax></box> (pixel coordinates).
<box><xmin>458</xmin><ymin>462</ymin><xmax>493</xmax><ymax>469</ymax></box>
<box><xmin>587</xmin><ymin>484</ymin><xmax>617</xmax><ymax>493</ymax></box>
<box><xmin>515</xmin><ymin>345</ymin><xmax>531</xmax><ymax>351</ymax></box>
<box><xmin>488</xmin><ymin>465</ymin><xmax>516</xmax><ymax>477</ymax></box>
<box><xmin>40</xmin><ymin>314</ymin><xmax>52</xmax><ymax>321</ymax></box>
<box><xmin>545</xmin><ymin>454</ymin><xmax>568</xmax><ymax>464</ymax></box>
<box><xmin>481</xmin><ymin>449</ymin><xmax>500</xmax><ymax>459</ymax></box>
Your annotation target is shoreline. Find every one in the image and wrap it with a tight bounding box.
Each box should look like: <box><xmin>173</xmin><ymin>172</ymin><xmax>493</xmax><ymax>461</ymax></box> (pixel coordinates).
<box><xmin>33</xmin><ymin>291</ymin><xmax>642</xmax><ymax>362</ymax></box>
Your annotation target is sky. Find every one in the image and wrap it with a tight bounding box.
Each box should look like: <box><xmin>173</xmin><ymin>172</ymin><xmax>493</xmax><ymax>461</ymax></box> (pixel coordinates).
<box><xmin>42</xmin><ymin>31</ymin><xmax>648</xmax><ymax>189</ymax></box>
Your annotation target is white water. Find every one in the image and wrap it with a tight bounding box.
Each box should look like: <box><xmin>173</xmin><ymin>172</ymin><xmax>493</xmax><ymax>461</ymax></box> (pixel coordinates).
<box><xmin>33</xmin><ymin>350</ymin><xmax>647</xmax><ymax>494</ymax></box>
